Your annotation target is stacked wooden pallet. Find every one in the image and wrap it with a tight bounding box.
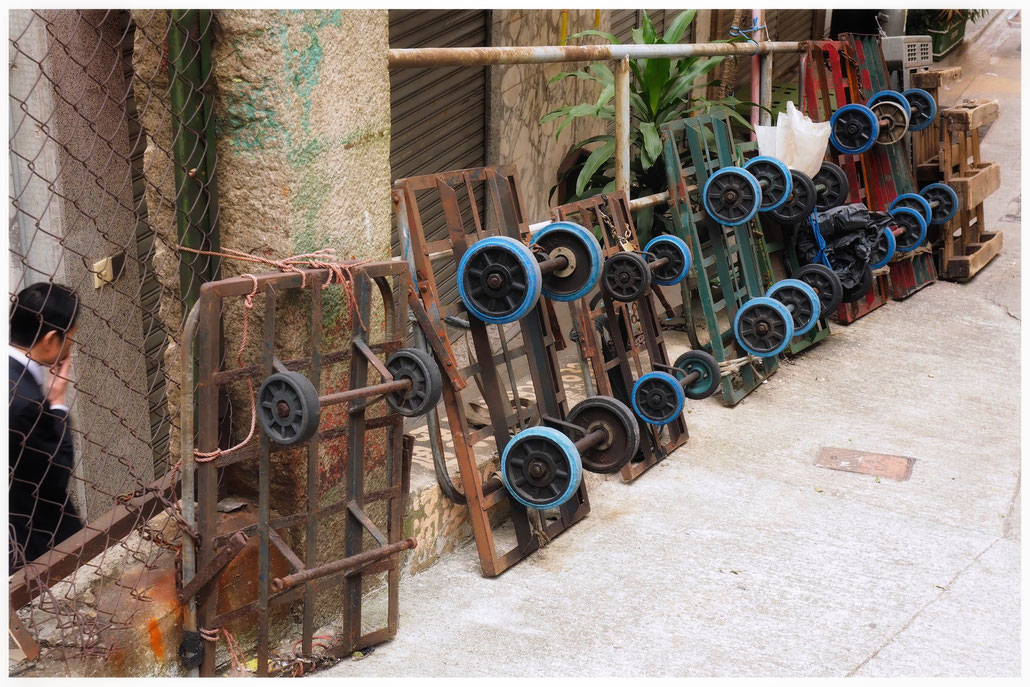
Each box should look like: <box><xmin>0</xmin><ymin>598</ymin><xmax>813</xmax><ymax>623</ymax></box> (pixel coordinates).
<box><xmin>934</xmin><ymin>99</ymin><xmax>1003</xmax><ymax>281</ymax></box>
<box><xmin>911</xmin><ymin>69</ymin><xmax>1003</xmax><ymax>282</ymax></box>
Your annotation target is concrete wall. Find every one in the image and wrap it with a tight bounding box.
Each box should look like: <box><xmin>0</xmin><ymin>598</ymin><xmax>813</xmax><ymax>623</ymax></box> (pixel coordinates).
<box><xmin>132</xmin><ymin>8</ymin><xmax>392</xmax><ymax>485</ymax></box>
<box><xmin>8</xmin><ymin>10</ymin><xmax>158</xmax><ymax>519</ymax></box>
<box><xmin>489</xmin><ymin>9</ymin><xmax>611</xmax><ymax>223</ymax></box>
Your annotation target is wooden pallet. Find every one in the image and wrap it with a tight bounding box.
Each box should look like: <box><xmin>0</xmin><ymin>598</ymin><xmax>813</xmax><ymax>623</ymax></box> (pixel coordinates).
<box><xmin>911</xmin><ymin>67</ymin><xmax>963</xmax><ymax>174</ymax></box>
<box><xmin>889</xmin><ymin>249</ymin><xmax>938</xmax><ymax>300</ymax></box>
<box><xmin>935</xmin><ymin>100</ymin><xmax>1004</xmax><ymax>281</ymax></box>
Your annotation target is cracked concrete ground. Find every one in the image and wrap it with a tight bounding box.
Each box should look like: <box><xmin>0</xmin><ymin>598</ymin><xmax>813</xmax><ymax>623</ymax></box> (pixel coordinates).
<box><xmin>324</xmin><ymin>14</ymin><xmax>1021</xmax><ymax>678</ymax></box>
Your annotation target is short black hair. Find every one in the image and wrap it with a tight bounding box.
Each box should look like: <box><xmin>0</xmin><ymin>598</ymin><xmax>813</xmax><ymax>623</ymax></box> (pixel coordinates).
<box><xmin>9</xmin><ymin>282</ymin><xmax>80</xmax><ymax>348</ymax></box>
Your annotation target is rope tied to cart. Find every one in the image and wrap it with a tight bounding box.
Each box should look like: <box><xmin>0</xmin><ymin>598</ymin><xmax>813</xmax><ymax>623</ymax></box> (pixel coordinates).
<box><xmin>176</xmin><ymin>245</ymin><xmax>374</xmax><ymax>461</ymax></box>
<box><xmin>200</xmin><ymin>626</ymin><xmax>247</xmax><ymax>675</ymax></box>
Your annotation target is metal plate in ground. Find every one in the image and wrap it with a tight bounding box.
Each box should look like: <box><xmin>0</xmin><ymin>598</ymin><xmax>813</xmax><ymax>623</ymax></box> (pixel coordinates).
<box><xmin>815</xmin><ymin>447</ymin><xmax>915</xmax><ymax>481</ymax></box>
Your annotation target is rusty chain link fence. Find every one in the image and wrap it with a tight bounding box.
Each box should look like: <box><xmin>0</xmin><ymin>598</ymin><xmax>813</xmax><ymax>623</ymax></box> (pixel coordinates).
<box><xmin>8</xmin><ymin>8</ymin><xmax>220</xmax><ymax>674</ymax></box>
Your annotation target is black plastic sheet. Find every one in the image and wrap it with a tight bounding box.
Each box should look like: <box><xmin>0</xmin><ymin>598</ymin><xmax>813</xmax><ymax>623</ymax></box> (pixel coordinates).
<box><xmin>794</xmin><ymin>203</ymin><xmax>892</xmax><ymax>289</ymax></box>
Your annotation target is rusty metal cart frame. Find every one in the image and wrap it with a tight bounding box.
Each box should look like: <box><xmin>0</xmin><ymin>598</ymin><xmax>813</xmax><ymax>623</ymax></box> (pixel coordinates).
<box><xmin>188</xmin><ymin>263</ymin><xmax>416</xmax><ymax>676</ymax></box>
<box><xmin>394</xmin><ymin>165</ymin><xmax>589</xmax><ymax>578</ymax></box>
<box><xmin>660</xmin><ymin>113</ymin><xmax>780</xmax><ymax>406</ymax></box>
<box><xmin>551</xmin><ymin>192</ymin><xmax>688</xmax><ymax>480</ymax></box>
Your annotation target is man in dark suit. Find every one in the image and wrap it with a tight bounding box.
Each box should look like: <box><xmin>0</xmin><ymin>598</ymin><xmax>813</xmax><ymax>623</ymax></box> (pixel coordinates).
<box><xmin>9</xmin><ymin>282</ymin><xmax>81</xmax><ymax>572</ymax></box>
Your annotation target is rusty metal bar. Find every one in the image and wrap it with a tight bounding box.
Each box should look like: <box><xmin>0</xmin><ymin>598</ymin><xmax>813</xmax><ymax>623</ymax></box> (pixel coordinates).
<box><xmin>196</xmin><ymin>289</ymin><xmax>220</xmax><ymax>677</ymax></box>
<box><xmin>348</xmin><ymin>501</ymin><xmax>388</xmax><ymax>547</ymax></box>
<box><xmin>319</xmin><ymin>378</ymin><xmax>410</xmax><ymax>407</ymax></box>
<box><xmin>179</xmin><ymin>300</ymin><xmax>200</xmax><ymax>669</ymax></box>
<box><xmin>257</xmin><ymin>284</ymin><xmax>276</xmax><ymax>677</ymax></box>
<box><xmin>177</xmin><ymin>532</ymin><xmax>248</xmax><ymax>603</ymax></box>
<box><xmin>270</xmin><ymin>538</ymin><xmax>417</xmax><ymax>594</ymax></box>
<box><xmin>303</xmin><ymin>281</ymin><xmax>321</xmax><ymax>654</ymax></box>
<box><xmin>388</xmin><ymin>41</ymin><xmax>804</xmax><ymax>68</ymax></box>
<box><xmin>9</xmin><ymin>605</ymin><xmax>39</xmax><ymax>661</ymax></box>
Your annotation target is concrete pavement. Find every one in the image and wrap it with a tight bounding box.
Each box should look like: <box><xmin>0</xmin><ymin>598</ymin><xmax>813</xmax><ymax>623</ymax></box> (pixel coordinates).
<box><xmin>323</xmin><ymin>17</ymin><xmax>1021</xmax><ymax>678</ymax></box>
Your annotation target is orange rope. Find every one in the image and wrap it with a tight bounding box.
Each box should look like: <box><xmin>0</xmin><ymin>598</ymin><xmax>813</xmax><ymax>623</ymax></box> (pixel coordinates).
<box><xmin>194</xmin><ymin>274</ymin><xmax>259</xmax><ymax>461</ymax></box>
<box><xmin>201</xmin><ymin>626</ymin><xmax>247</xmax><ymax>675</ymax></box>
<box><xmin>177</xmin><ymin>245</ymin><xmax>374</xmax><ymax>461</ymax></box>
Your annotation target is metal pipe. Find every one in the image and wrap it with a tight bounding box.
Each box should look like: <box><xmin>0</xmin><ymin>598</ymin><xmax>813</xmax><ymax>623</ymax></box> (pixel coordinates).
<box><xmin>615</xmin><ymin>56</ymin><xmax>631</xmax><ymax>194</ymax></box>
<box><xmin>573</xmin><ymin>428</ymin><xmax>608</xmax><ymax>454</ymax></box>
<box><xmin>760</xmin><ymin>38</ymin><xmax>774</xmax><ymax>127</ymax></box>
<box><xmin>629</xmin><ymin>190</ymin><xmax>670</xmax><ymax>210</ymax></box>
<box><xmin>270</xmin><ymin>538</ymin><xmax>418</xmax><ymax>593</ymax></box>
<box><xmin>750</xmin><ymin>10</ymin><xmax>763</xmax><ymax>138</ymax></box>
<box><xmin>179</xmin><ymin>301</ymin><xmax>201</xmax><ymax>678</ymax></box>
<box><xmin>388</xmin><ymin>41</ymin><xmax>805</xmax><ymax>68</ymax></box>
<box><xmin>319</xmin><ymin>378</ymin><xmax>411</xmax><ymax>407</ymax></box>
<box><xmin>537</xmin><ymin>254</ymin><xmax>569</xmax><ymax>275</ymax></box>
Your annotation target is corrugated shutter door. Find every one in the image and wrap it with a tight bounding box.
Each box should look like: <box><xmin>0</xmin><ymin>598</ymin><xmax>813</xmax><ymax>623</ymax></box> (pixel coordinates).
<box><xmin>769</xmin><ymin>10</ymin><xmax>817</xmax><ymax>83</ymax></box>
<box><xmin>389</xmin><ymin>10</ymin><xmax>489</xmax><ymax>323</ymax></box>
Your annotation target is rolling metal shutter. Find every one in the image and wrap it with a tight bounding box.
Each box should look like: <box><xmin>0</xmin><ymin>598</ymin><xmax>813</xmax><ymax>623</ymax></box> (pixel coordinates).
<box><xmin>768</xmin><ymin>10</ymin><xmax>818</xmax><ymax>83</ymax></box>
<box><xmin>389</xmin><ymin>10</ymin><xmax>489</xmax><ymax>319</ymax></box>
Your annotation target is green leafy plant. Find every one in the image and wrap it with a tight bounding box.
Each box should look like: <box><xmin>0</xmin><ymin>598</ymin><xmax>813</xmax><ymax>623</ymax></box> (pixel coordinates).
<box><xmin>906</xmin><ymin>9</ymin><xmax>990</xmax><ymax>35</ymax></box>
<box><xmin>541</xmin><ymin>10</ymin><xmax>757</xmax><ymax>241</ymax></box>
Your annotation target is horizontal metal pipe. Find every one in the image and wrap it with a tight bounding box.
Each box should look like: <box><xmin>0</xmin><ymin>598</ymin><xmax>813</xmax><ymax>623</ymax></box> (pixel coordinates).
<box><xmin>628</xmin><ymin>191</ymin><xmax>670</xmax><ymax>211</ymax></box>
<box><xmin>270</xmin><ymin>538</ymin><xmax>417</xmax><ymax>592</ymax></box>
<box><xmin>537</xmin><ymin>254</ymin><xmax>569</xmax><ymax>275</ymax></box>
<box><xmin>389</xmin><ymin>41</ymin><xmax>804</xmax><ymax>68</ymax></box>
<box><xmin>573</xmin><ymin>428</ymin><xmax>608</xmax><ymax>454</ymax></box>
<box><xmin>320</xmin><ymin>378</ymin><xmax>410</xmax><ymax>407</ymax></box>
<box><xmin>679</xmin><ymin>370</ymin><xmax>701</xmax><ymax>387</ymax></box>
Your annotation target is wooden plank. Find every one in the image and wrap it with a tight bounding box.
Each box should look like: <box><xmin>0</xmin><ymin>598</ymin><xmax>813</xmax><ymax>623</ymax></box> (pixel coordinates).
<box><xmin>941</xmin><ymin>99</ymin><xmax>1000</xmax><ymax>131</ymax></box>
<box><xmin>8</xmin><ymin>470</ymin><xmax>178</xmax><ymax>611</ymax></box>
<box><xmin>911</xmin><ymin>66</ymin><xmax>962</xmax><ymax>89</ymax></box>
<box><xmin>948</xmin><ymin>162</ymin><xmax>1001</xmax><ymax>210</ymax></box>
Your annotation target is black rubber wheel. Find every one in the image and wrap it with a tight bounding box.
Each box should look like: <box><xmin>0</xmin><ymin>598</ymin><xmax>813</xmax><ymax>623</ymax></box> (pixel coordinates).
<box><xmin>384</xmin><ymin>348</ymin><xmax>443</xmax><ymax>417</ymax></box>
<box><xmin>842</xmin><ymin>265</ymin><xmax>874</xmax><ymax>304</ymax></box>
<box><xmin>673</xmin><ymin>349</ymin><xmax>721</xmax><ymax>400</ymax></box>
<box><xmin>794</xmin><ymin>263</ymin><xmax>844</xmax><ymax>317</ymax></box>
<box><xmin>768</xmin><ymin>170</ymin><xmax>818</xmax><ymax>225</ymax></box>
<box><xmin>257</xmin><ymin>371</ymin><xmax>321</xmax><ymax>445</ymax></box>
<box><xmin>813</xmin><ymin>162</ymin><xmax>850</xmax><ymax>211</ymax></box>
<box><xmin>567</xmin><ymin>396</ymin><xmax>640</xmax><ymax>474</ymax></box>
<box><xmin>601</xmin><ymin>251</ymin><xmax>651</xmax><ymax>302</ymax></box>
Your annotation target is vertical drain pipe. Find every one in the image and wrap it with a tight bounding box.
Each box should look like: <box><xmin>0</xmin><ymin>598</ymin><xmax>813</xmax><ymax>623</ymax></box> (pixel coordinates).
<box><xmin>167</xmin><ymin>10</ymin><xmax>218</xmax><ymax>675</ymax></box>
<box><xmin>168</xmin><ymin>9</ymin><xmax>220</xmax><ymax>309</ymax></box>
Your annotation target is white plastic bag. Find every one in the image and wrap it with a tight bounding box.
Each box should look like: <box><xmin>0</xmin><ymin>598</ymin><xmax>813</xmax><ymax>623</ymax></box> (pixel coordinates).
<box><xmin>755</xmin><ymin>101</ymin><xmax>830</xmax><ymax>178</ymax></box>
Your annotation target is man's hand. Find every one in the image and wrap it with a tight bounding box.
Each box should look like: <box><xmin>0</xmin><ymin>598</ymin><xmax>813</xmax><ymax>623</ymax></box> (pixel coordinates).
<box><xmin>47</xmin><ymin>356</ymin><xmax>72</xmax><ymax>407</ymax></box>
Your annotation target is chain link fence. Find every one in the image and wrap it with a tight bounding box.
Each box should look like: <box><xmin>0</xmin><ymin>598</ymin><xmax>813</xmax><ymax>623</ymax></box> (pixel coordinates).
<box><xmin>9</xmin><ymin>9</ymin><xmax>219</xmax><ymax>674</ymax></box>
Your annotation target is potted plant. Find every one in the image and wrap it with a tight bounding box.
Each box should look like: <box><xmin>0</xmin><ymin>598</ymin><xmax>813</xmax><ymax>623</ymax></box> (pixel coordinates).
<box><xmin>540</xmin><ymin>10</ymin><xmax>756</xmax><ymax>244</ymax></box>
<box><xmin>906</xmin><ymin>9</ymin><xmax>991</xmax><ymax>60</ymax></box>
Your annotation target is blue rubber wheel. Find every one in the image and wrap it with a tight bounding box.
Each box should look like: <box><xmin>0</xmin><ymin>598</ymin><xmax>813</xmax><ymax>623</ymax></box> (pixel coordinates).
<box><xmin>702</xmin><ymin>167</ymin><xmax>762</xmax><ymax>226</ymax></box>
<box><xmin>643</xmin><ymin>235</ymin><xmax>692</xmax><ymax>286</ymax></box>
<box><xmin>830</xmin><ymin>104</ymin><xmax>879</xmax><ymax>154</ymax></box>
<box><xmin>919</xmin><ymin>183</ymin><xmax>959</xmax><ymax>225</ymax></box>
<box><xmin>500</xmin><ymin>426</ymin><xmax>583</xmax><ymax>510</ymax></box>
<box><xmin>889</xmin><ymin>193</ymin><xmax>933</xmax><ymax>228</ymax></box>
<box><xmin>744</xmin><ymin>155</ymin><xmax>793</xmax><ymax>211</ymax></box>
<box><xmin>457</xmin><ymin>236</ymin><xmax>542</xmax><ymax>324</ymax></box>
<box><xmin>869</xmin><ymin>225</ymin><xmax>897</xmax><ymax>269</ymax></box>
<box><xmin>888</xmin><ymin>206</ymin><xmax>928</xmax><ymax>252</ymax></box>
<box><xmin>530</xmin><ymin>221</ymin><xmax>603</xmax><ymax>302</ymax></box>
<box><xmin>902</xmin><ymin>88</ymin><xmax>937</xmax><ymax>131</ymax></box>
<box><xmin>766</xmin><ymin>279</ymin><xmax>821</xmax><ymax>337</ymax></box>
<box><xmin>631</xmin><ymin>371</ymin><xmax>685</xmax><ymax>426</ymax></box>
<box><xmin>733</xmin><ymin>296</ymin><xmax>795</xmax><ymax>358</ymax></box>
<box><xmin>867</xmin><ymin>89</ymin><xmax>912</xmax><ymax>119</ymax></box>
